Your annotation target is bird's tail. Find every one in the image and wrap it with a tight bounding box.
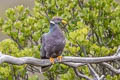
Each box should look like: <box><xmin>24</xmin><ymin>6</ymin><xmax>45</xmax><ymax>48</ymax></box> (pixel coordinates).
<box><xmin>41</xmin><ymin>65</ymin><xmax>52</xmax><ymax>72</ymax></box>
<box><xmin>40</xmin><ymin>57</ymin><xmax>52</xmax><ymax>72</ymax></box>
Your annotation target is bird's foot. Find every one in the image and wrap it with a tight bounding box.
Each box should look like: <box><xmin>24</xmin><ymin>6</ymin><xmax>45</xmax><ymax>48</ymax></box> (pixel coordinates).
<box><xmin>57</xmin><ymin>56</ymin><xmax>62</xmax><ymax>62</ymax></box>
<box><xmin>50</xmin><ymin>57</ymin><xmax>54</xmax><ymax>64</ymax></box>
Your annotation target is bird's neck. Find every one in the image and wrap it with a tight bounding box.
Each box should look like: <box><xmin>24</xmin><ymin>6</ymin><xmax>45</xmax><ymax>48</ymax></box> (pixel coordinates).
<box><xmin>49</xmin><ymin>24</ymin><xmax>59</xmax><ymax>33</ymax></box>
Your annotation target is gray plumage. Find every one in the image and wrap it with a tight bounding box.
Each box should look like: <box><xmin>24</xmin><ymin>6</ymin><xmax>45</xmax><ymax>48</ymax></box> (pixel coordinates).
<box><xmin>41</xmin><ymin>17</ymin><xmax>66</xmax><ymax>59</ymax></box>
<box><xmin>40</xmin><ymin>17</ymin><xmax>66</xmax><ymax>71</ymax></box>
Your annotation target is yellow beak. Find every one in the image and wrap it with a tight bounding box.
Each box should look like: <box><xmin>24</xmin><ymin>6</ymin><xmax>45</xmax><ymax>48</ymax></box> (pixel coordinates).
<box><xmin>61</xmin><ymin>20</ymin><xmax>67</xmax><ymax>24</ymax></box>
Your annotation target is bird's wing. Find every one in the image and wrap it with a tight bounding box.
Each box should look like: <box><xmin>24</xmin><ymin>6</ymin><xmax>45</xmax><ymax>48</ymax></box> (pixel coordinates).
<box><xmin>41</xmin><ymin>28</ymin><xmax>66</xmax><ymax>58</ymax></box>
<box><xmin>40</xmin><ymin>33</ymin><xmax>47</xmax><ymax>59</ymax></box>
<box><xmin>53</xmin><ymin>37</ymin><xmax>66</xmax><ymax>56</ymax></box>
<box><xmin>45</xmin><ymin>35</ymin><xmax>66</xmax><ymax>58</ymax></box>
<box><xmin>40</xmin><ymin>33</ymin><xmax>52</xmax><ymax>72</ymax></box>
<box><xmin>40</xmin><ymin>33</ymin><xmax>56</xmax><ymax>58</ymax></box>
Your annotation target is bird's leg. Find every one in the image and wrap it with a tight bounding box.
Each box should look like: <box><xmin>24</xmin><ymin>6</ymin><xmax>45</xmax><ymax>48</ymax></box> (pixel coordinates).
<box><xmin>57</xmin><ymin>56</ymin><xmax>62</xmax><ymax>62</ymax></box>
<box><xmin>50</xmin><ymin>57</ymin><xmax>54</xmax><ymax>64</ymax></box>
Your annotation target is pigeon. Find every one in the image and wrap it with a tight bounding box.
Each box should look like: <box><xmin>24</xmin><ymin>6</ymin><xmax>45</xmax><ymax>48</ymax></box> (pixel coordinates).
<box><xmin>40</xmin><ymin>17</ymin><xmax>66</xmax><ymax>71</ymax></box>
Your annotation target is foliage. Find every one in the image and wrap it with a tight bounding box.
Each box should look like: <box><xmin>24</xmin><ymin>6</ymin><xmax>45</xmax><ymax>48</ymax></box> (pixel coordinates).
<box><xmin>0</xmin><ymin>0</ymin><xmax>120</xmax><ymax>80</ymax></box>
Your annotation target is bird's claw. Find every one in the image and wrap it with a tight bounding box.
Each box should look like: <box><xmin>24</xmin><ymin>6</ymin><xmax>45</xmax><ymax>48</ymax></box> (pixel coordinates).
<box><xmin>50</xmin><ymin>57</ymin><xmax>54</xmax><ymax>64</ymax></box>
<box><xmin>57</xmin><ymin>56</ymin><xmax>62</xmax><ymax>62</ymax></box>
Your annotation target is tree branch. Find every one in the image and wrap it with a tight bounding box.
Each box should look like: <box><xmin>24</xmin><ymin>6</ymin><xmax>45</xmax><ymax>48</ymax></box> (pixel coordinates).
<box><xmin>101</xmin><ymin>62</ymin><xmax>120</xmax><ymax>74</ymax></box>
<box><xmin>0</xmin><ymin>52</ymin><xmax>120</xmax><ymax>67</ymax></box>
<box><xmin>0</xmin><ymin>51</ymin><xmax>120</xmax><ymax>79</ymax></box>
<box><xmin>0</xmin><ymin>52</ymin><xmax>51</xmax><ymax>66</ymax></box>
<box><xmin>63</xmin><ymin>62</ymin><xmax>86</xmax><ymax>68</ymax></box>
<box><xmin>73</xmin><ymin>68</ymin><xmax>92</xmax><ymax>80</ymax></box>
<box><xmin>87</xmin><ymin>64</ymin><xmax>100</xmax><ymax>79</ymax></box>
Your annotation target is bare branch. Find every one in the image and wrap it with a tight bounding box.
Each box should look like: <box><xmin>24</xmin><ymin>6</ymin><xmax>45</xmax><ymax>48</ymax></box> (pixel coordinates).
<box><xmin>26</xmin><ymin>65</ymin><xmax>41</xmax><ymax>73</ymax></box>
<box><xmin>114</xmin><ymin>45</ymin><xmax>120</xmax><ymax>56</ymax></box>
<box><xmin>87</xmin><ymin>64</ymin><xmax>101</xmax><ymax>80</ymax></box>
<box><xmin>0</xmin><ymin>52</ymin><xmax>51</xmax><ymax>66</ymax></box>
<box><xmin>101</xmin><ymin>62</ymin><xmax>120</xmax><ymax>74</ymax></box>
<box><xmin>73</xmin><ymin>68</ymin><xmax>92</xmax><ymax>80</ymax></box>
<box><xmin>63</xmin><ymin>62</ymin><xmax>86</xmax><ymax>68</ymax></box>
<box><xmin>0</xmin><ymin>52</ymin><xmax>120</xmax><ymax>67</ymax></box>
<box><xmin>0</xmin><ymin>51</ymin><xmax>120</xmax><ymax>79</ymax></box>
<box><xmin>62</xmin><ymin>56</ymin><xmax>120</xmax><ymax>63</ymax></box>
<box><xmin>99</xmin><ymin>75</ymin><xmax>105</xmax><ymax>80</ymax></box>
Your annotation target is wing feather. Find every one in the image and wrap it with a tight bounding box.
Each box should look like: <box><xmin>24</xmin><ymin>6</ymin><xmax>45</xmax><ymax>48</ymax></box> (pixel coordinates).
<box><xmin>40</xmin><ymin>33</ymin><xmax>47</xmax><ymax>59</ymax></box>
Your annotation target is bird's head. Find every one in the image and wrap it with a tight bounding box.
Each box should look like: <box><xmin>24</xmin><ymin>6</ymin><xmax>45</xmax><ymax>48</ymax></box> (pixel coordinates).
<box><xmin>50</xmin><ymin>17</ymin><xmax>67</xmax><ymax>25</ymax></box>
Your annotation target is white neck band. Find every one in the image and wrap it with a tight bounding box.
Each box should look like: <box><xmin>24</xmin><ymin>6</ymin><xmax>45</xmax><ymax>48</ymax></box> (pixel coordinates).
<box><xmin>50</xmin><ymin>21</ymin><xmax>55</xmax><ymax>24</ymax></box>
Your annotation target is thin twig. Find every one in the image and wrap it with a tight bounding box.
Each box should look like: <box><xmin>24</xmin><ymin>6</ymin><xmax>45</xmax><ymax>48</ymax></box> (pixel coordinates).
<box><xmin>101</xmin><ymin>62</ymin><xmax>120</xmax><ymax>74</ymax></box>
<box><xmin>73</xmin><ymin>68</ymin><xmax>92</xmax><ymax>80</ymax></box>
<box><xmin>88</xmin><ymin>64</ymin><xmax>100</xmax><ymax>80</ymax></box>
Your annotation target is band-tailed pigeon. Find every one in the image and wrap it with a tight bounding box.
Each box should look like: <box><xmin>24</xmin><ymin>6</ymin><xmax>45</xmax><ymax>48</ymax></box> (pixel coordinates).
<box><xmin>40</xmin><ymin>17</ymin><xmax>66</xmax><ymax>66</ymax></box>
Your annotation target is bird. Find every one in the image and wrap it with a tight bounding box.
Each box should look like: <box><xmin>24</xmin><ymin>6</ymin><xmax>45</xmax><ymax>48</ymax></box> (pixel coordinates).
<box><xmin>40</xmin><ymin>17</ymin><xmax>67</xmax><ymax>71</ymax></box>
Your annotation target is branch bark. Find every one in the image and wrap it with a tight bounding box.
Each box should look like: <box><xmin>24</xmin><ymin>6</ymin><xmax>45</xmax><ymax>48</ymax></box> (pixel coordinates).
<box><xmin>74</xmin><ymin>68</ymin><xmax>92</xmax><ymax>80</ymax></box>
<box><xmin>101</xmin><ymin>62</ymin><xmax>120</xmax><ymax>74</ymax></box>
<box><xmin>0</xmin><ymin>52</ymin><xmax>120</xmax><ymax>67</ymax></box>
<box><xmin>88</xmin><ymin>64</ymin><xmax>100</xmax><ymax>80</ymax></box>
<box><xmin>0</xmin><ymin>52</ymin><xmax>120</xmax><ymax>79</ymax></box>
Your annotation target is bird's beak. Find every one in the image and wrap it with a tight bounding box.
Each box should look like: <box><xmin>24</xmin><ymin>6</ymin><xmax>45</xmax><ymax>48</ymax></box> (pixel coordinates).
<box><xmin>61</xmin><ymin>20</ymin><xmax>67</xmax><ymax>24</ymax></box>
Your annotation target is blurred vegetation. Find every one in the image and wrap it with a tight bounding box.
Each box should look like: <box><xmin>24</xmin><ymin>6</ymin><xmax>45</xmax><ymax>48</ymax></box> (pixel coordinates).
<box><xmin>0</xmin><ymin>0</ymin><xmax>120</xmax><ymax>80</ymax></box>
